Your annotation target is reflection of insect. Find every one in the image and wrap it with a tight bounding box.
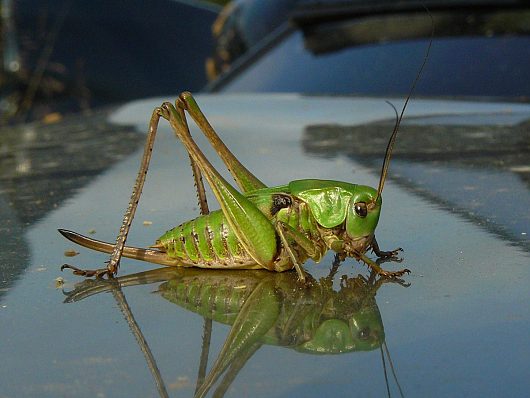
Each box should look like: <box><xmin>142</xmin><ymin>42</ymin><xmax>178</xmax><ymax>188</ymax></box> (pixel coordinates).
<box><xmin>64</xmin><ymin>266</ymin><xmax>405</xmax><ymax>398</ymax></box>
<box><xmin>60</xmin><ymin>27</ymin><xmax>431</xmax><ymax>283</ymax></box>
<box><xmin>159</xmin><ymin>268</ymin><xmax>399</xmax><ymax>398</ymax></box>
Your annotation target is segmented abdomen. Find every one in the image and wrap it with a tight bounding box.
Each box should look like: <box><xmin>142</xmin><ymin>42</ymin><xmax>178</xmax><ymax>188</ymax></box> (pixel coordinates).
<box><xmin>156</xmin><ymin>210</ymin><xmax>257</xmax><ymax>268</ymax></box>
<box><xmin>156</xmin><ymin>195</ymin><xmax>323</xmax><ymax>269</ymax></box>
<box><xmin>158</xmin><ymin>271</ymin><xmax>265</xmax><ymax>324</ymax></box>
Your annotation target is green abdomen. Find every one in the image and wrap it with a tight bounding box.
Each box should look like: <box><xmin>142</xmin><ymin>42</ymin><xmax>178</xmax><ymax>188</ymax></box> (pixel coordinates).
<box><xmin>156</xmin><ymin>210</ymin><xmax>256</xmax><ymax>268</ymax></box>
<box><xmin>156</xmin><ymin>186</ymin><xmax>323</xmax><ymax>269</ymax></box>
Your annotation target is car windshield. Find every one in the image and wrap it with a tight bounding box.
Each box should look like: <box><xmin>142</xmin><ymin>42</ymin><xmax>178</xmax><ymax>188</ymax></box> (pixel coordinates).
<box><xmin>212</xmin><ymin>8</ymin><xmax>530</xmax><ymax>101</ymax></box>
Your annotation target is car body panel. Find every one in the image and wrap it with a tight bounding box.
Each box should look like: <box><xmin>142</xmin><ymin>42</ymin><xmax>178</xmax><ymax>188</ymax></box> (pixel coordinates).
<box><xmin>1</xmin><ymin>94</ymin><xmax>529</xmax><ymax>396</ymax></box>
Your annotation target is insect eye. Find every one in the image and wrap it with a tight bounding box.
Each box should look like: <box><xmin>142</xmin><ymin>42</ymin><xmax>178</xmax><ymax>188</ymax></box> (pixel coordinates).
<box><xmin>354</xmin><ymin>202</ymin><xmax>368</xmax><ymax>218</ymax></box>
<box><xmin>358</xmin><ymin>327</ymin><xmax>371</xmax><ymax>340</ymax></box>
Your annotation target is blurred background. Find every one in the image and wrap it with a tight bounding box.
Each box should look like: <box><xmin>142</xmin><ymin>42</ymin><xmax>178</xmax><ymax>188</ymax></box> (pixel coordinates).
<box><xmin>0</xmin><ymin>0</ymin><xmax>228</xmax><ymax>124</ymax></box>
<box><xmin>1</xmin><ymin>0</ymin><xmax>528</xmax><ymax>125</ymax></box>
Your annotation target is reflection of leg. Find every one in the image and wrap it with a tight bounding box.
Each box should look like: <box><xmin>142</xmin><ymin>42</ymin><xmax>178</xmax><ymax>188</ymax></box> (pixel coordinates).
<box><xmin>213</xmin><ymin>342</ymin><xmax>261</xmax><ymax>398</ymax></box>
<box><xmin>327</xmin><ymin>253</ymin><xmax>343</xmax><ymax>280</ymax></box>
<box><xmin>112</xmin><ymin>286</ymin><xmax>169</xmax><ymax>398</ymax></box>
<box><xmin>62</xmin><ymin>268</ymin><xmax>180</xmax><ymax>303</ymax></box>
<box><xmin>195</xmin><ymin>280</ymin><xmax>277</xmax><ymax>398</ymax></box>
<box><xmin>195</xmin><ymin>318</ymin><xmax>212</xmax><ymax>395</ymax></box>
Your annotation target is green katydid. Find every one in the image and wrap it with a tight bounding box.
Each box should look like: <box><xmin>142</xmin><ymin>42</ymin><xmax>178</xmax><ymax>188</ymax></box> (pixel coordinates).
<box><xmin>156</xmin><ymin>268</ymin><xmax>399</xmax><ymax>398</ymax></box>
<box><xmin>60</xmin><ymin>27</ymin><xmax>431</xmax><ymax>283</ymax></box>
<box><xmin>63</xmin><ymin>266</ymin><xmax>404</xmax><ymax>398</ymax></box>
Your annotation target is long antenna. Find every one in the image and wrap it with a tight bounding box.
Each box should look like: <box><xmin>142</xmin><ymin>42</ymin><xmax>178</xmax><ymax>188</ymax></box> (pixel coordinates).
<box><xmin>381</xmin><ymin>345</ymin><xmax>391</xmax><ymax>397</ymax></box>
<box><xmin>376</xmin><ymin>9</ymin><xmax>434</xmax><ymax>201</ymax></box>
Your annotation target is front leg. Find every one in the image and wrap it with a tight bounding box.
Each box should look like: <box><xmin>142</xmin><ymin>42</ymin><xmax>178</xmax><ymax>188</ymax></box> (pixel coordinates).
<box><xmin>357</xmin><ymin>251</ymin><xmax>410</xmax><ymax>282</ymax></box>
<box><xmin>371</xmin><ymin>236</ymin><xmax>403</xmax><ymax>259</ymax></box>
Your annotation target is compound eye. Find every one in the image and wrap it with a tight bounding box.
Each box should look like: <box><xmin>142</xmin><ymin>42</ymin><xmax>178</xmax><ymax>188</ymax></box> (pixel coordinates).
<box><xmin>358</xmin><ymin>327</ymin><xmax>371</xmax><ymax>340</ymax></box>
<box><xmin>354</xmin><ymin>202</ymin><xmax>367</xmax><ymax>218</ymax></box>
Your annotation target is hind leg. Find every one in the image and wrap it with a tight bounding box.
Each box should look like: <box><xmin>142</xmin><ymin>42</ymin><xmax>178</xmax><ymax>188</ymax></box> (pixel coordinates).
<box><xmin>62</xmin><ymin>103</ymin><xmax>209</xmax><ymax>278</ymax></box>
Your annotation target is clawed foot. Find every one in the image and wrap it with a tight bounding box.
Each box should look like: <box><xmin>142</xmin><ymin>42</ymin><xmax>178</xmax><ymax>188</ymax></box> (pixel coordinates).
<box><xmin>378</xmin><ymin>267</ymin><xmax>411</xmax><ymax>287</ymax></box>
<box><xmin>376</xmin><ymin>256</ymin><xmax>403</xmax><ymax>266</ymax></box>
<box><xmin>374</xmin><ymin>247</ymin><xmax>403</xmax><ymax>259</ymax></box>
<box><xmin>370</xmin><ymin>242</ymin><xmax>408</xmax><ymax>281</ymax></box>
<box><xmin>371</xmin><ymin>237</ymin><xmax>403</xmax><ymax>260</ymax></box>
<box><xmin>61</xmin><ymin>264</ymin><xmax>114</xmax><ymax>279</ymax></box>
<box><xmin>379</xmin><ymin>267</ymin><xmax>410</xmax><ymax>278</ymax></box>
